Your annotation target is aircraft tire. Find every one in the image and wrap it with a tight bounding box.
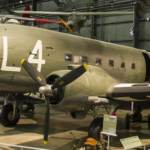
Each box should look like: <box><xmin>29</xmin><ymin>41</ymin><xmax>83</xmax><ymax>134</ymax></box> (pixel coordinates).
<box><xmin>88</xmin><ymin>117</ymin><xmax>107</xmax><ymax>141</ymax></box>
<box><xmin>125</xmin><ymin>113</ymin><xmax>130</xmax><ymax>129</ymax></box>
<box><xmin>139</xmin><ymin>114</ymin><xmax>142</xmax><ymax>123</ymax></box>
<box><xmin>0</xmin><ymin>104</ymin><xmax>20</xmax><ymax>127</ymax></box>
<box><xmin>0</xmin><ymin>108</ymin><xmax>1</xmax><ymax>123</ymax></box>
<box><xmin>148</xmin><ymin>114</ymin><xmax>150</xmax><ymax>129</ymax></box>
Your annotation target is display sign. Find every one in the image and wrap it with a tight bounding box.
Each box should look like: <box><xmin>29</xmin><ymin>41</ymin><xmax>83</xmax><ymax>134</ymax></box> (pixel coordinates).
<box><xmin>120</xmin><ymin>136</ymin><xmax>142</xmax><ymax>149</ymax></box>
<box><xmin>102</xmin><ymin>114</ymin><xmax>117</xmax><ymax>135</ymax></box>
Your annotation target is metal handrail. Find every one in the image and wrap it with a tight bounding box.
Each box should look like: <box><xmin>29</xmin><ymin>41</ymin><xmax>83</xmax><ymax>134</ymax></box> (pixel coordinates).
<box><xmin>0</xmin><ymin>143</ymin><xmax>52</xmax><ymax>150</ymax></box>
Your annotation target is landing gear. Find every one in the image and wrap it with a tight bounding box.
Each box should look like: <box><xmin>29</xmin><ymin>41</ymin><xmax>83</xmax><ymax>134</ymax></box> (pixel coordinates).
<box><xmin>88</xmin><ymin>117</ymin><xmax>107</xmax><ymax>150</ymax></box>
<box><xmin>125</xmin><ymin>113</ymin><xmax>130</xmax><ymax>129</ymax></box>
<box><xmin>148</xmin><ymin>114</ymin><xmax>150</xmax><ymax>129</ymax></box>
<box><xmin>125</xmin><ymin>105</ymin><xmax>150</xmax><ymax>129</ymax></box>
<box><xmin>0</xmin><ymin>93</ymin><xmax>31</xmax><ymax>127</ymax></box>
<box><xmin>125</xmin><ymin>105</ymin><xmax>142</xmax><ymax>129</ymax></box>
<box><xmin>88</xmin><ymin>105</ymin><xmax>114</xmax><ymax>141</ymax></box>
<box><xmin>88</xmin><ymin>117</ymin><xmax>105</xmax><ymax>141</ymax></box>
<box><xmin>25</xmin><ymin>103</ymin><xmax>35</xmax><ymax>113</ymax></box>
<box><xmin>0</xmin><ymin>104</ymin><xmax>20</xmax><ymax>127</ymax></box>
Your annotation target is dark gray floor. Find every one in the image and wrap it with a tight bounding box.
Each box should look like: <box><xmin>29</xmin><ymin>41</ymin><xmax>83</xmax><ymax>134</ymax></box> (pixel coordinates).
<box><xmin>0</xmin><ymin>104</ymin><xmax>150</xmax><ymax>150</ymax></box>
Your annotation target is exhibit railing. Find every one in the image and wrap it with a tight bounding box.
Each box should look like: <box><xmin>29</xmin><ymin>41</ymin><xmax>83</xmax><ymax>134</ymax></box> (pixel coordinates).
<box><xmin>0</xmin><ymin>143</ymin><xmax>52</xmax><ymax>150</ymax></box>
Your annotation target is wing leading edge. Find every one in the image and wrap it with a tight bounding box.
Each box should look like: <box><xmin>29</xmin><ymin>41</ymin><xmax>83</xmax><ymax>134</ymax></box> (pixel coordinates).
<box><xmin>108</xmin><ymin>83</ymin><xmax>150</xmax><ymax>98</ymax></box>
<box><xmin>14</xmin><ymin>11</ymin><xmax>134</xmax><ymax>16</ymax></box>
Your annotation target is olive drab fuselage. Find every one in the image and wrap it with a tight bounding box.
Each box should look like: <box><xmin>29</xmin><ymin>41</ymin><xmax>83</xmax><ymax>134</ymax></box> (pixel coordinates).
<box><xmin>0</xmin><ymin>24</ymin><xmax>148</xmax><ymax>104</ymax></box>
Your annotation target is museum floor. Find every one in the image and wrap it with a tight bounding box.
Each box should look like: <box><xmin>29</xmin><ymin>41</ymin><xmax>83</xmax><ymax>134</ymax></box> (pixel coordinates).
<box><xmin>0</xmin><ymin>104</ymin><xmax>150</xmax><ymax>150</ymax></box>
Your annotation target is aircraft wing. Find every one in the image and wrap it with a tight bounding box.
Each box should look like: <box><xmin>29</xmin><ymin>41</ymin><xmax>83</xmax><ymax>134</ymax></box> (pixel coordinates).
<box><xmin>71</xmin><ymin>11</ymin><xmax>134</xmax><ymax>15</ymax></box>
<box><xmin>108</xmin><ymin>83</ymin><xmax>150</xmax><ymax>98</ymax></box>
<box><xmin>0</xmin><ymin>15</ymin><xmax>64</xmax><ymax>24</ymax></box>
<box><xmin>14</xmin><ymin>11</ymin><xmax>70</xmax><ymax>15</ymax></box>
<box><xmin>14</xmin><ymin>11</ymin><xmax>134</xmax><ymax>16</ymax></box>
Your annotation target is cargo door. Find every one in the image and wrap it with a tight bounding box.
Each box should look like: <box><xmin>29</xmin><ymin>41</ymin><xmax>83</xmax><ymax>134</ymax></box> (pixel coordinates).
<box><xmin>142</xmin><ymin>52</ymin><xmax>150</xmax><ymax>82</ymax></box>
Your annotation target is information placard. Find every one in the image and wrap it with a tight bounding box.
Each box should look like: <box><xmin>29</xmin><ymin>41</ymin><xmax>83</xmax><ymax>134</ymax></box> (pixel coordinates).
<box><xmin>120</xmin><ymin>136</ymin><xmax>142</xmax><ymax>149</ymax></box>
<box><xmin>102</xmin><ymin>114</ymin><xmax>117</xmax><ymax>135</ymax></box>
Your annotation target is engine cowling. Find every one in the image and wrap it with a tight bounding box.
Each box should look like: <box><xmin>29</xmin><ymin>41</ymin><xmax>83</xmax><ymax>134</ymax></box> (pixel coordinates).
<box><xmin>46</xmin><ymin>65</ymin><xmax>117</xmax><ymax>111</ymax></box>
<box><xmin>70</xmin><ymin>111</ymin><xmax>87</xmax><ymax>119</ymax></box>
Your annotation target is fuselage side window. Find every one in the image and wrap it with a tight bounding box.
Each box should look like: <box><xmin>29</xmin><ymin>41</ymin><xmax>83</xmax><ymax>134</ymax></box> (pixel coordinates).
<box><xmin>109</xmin><ymin>60</ymin><xmax>114</xmax><ymax>67</ymax></box>
<box><xmin>81</xmin><ymin>56</ymin><xmax>88</xmax><ymax>64</ymax></box>
<box><xmin>96</xmin><ymin>59</ymin><xmax>101</xmax><ymax>65</ymax></box>
<box><xmin>121</xmin><ymin>62</ymin><xmax>125</xmax><ymax>68</ymax></box>
<box><xmin>65</xmin><ymin>54</ymin><xmax>72</xmax><ymax>61</ymax></box>
<box><xmin>131</xmin><ymin>63</ymin><xmax>135</xmax><ymax>69</ymax></box>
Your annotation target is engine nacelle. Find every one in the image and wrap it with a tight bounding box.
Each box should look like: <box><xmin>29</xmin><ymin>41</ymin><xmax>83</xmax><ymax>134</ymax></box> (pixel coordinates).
<box><xmin>70</xmin><ymin>111</ymin><xmax>87</xmax><ymax>119</ymax></box>
<box><xmin>46</xmin><ymin>65</ymin><xmax>117</xmax><ymax>111</ymax></box>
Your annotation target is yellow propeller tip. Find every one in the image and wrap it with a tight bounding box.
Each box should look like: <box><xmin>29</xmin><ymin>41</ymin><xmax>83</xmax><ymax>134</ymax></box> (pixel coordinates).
<box><xmin>83</xmin><ymin>63</ymin><xmax>88</xmax><ymax>71</ymax></box>
<box><xmin>21</xmin><ymin>59</ymin><xmax>25</xmax><ymax>65</ymax></box>
<box><xmin>44</xmin><ymin>141</ymin><xmax>48</xmax><ymax>144</ymax></box>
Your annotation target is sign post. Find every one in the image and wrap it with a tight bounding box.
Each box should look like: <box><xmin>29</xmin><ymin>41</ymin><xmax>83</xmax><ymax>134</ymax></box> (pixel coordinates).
<box><xmin>101</xmin><ymin>114</ymin><xmax>117</xmax><ymax>150</ymax></box>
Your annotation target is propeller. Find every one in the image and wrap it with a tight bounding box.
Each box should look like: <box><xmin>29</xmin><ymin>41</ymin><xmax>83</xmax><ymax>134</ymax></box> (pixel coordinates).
<box><xmin>59</xmin><ymin>17</ymin><xmax>75</xmax><ymax>35</ymax></box>
<box><xmin>21</xmin><ymin>59</ymin><xmax>88</xmax><ymax>144</ymax></box>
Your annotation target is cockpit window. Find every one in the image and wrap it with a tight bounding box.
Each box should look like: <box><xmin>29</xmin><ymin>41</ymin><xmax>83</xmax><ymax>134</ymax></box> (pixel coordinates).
<box><xmin>96</xmin><ymin>59</ymin><xmax>101</xmax><ymax>65</ymax></box>
<box><xmin>81</xmin><ymin>56</ymin><xmax>88</xmax><ymax>63</ymax></box>
<box><xmin>65</xmin><ymin>54</ymin><xmax>72</xmax><ymax>61</ymax></box>
<box><xmin>109</xmin><ymin>60</ymin><xmax>114</xmax><ymax>67</ymax></box>
<box><xmin>131</xmin><ymin>63</ymin><xmax>135</xmax><ymax>69</ymax></box>
<box><xmin>121</xmin><ymin>62</ymin><xmax>125</xmax><ymax>68</ymax></box>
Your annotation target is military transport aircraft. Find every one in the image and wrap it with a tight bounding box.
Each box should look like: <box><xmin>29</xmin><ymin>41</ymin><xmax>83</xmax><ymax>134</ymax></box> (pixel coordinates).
<box><xmin>1</xmin><ymin>9</ymin><xmax>150</xmax><ymax>145</ymax></box>
<box><xmin>14</xmin><ymin>10</ymin><xmax>134</xmax><ymax>35</ymax></box>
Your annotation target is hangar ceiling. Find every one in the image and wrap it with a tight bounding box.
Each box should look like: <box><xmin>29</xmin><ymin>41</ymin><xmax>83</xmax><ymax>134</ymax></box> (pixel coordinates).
<box><xmin>0</xmin><ymin>0</ymin><xmax>134</xmax><ymax>11</ymax></box>
<box><xmin>0</xmin><ymin>0</ymin><xmax>150</xmax><ymax>51</ymax></box>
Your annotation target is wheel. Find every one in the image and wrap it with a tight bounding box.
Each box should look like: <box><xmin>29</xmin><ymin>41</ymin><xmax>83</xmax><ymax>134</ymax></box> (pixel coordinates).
<box><xmin>88</xmin><ymin>117</ymin><xmax>107</xmax><ymax>141</ymax></box>
<box><xmin>0</xmin><ymin>108</ymin><xmax>1</xmax><ymax>123</ymax></box>
<box><xmin>139</xmin><ymin>113</ymin><xmax>142</xmax><ymax>123</ymax></box>
<box><xmin>125</xmin><ymin>113</ymin><xmax>130</xmax><ymax>129</ymax></box>
<box><xmin>148</xmin><ymin>114</ymin><xmax>150</xmax><ymax>129</ymax></box>
<box><xmin>0</xmin><ymin>104</ymin><xmax>20</xmax><ymax>127</ymax></box>
<box><xmin>146</xmin><ymin>145</ymin><xmax>150</xmax><ymax>150</ymax></box>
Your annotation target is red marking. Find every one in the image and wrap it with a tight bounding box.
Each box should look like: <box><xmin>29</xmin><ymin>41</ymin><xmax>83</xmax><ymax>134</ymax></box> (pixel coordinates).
<box><xmin>34</xmin><ymin>19</ymin><xmax>66</xmax><ymax>24</ymax></box>
<box><xmin>22</xmin><ymin>5</ymin><xmax>30</xmax><ymax>18</ymax></box>
<box><xmin>111</xmin><ymin>113</ymin><xmax>117</xmax><ymax>116</ymax></box>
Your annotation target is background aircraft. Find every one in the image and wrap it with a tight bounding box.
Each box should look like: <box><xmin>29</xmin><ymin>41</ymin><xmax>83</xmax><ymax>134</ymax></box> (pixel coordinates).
<box><xmin>0</xmin><ymin>0</ymin><xmax>13</xmax><ymax>14</ymax></box>
<box><xmin>0</xmin><ymin>0</ymin><xmax>134</xmax><ymax>35</ymax></box>
<box><xmin>15</xmin><ymin>10</ymin><xmax>134</xmax><ymax>35</ymax></box>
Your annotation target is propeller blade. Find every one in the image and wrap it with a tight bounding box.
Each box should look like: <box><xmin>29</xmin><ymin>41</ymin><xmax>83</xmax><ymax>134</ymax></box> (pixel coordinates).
<box><xmin>21</xmin><ymin>59</ymin><xmax>46</xmax><ymax>86</ymax></box>
<box><xmin>52</xmin><ymin>64</ymin><xmax>88</xmax><ymax>90</ymax></box>
<box><xmin>59</xmin><ymin>17</ymin><xmax>75</xmax><ymax>35</ymax></box>
<box><xmin>43</xmin><ymin>97</ymin><xmax>50</xmax><ymax>144</ymax></box>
